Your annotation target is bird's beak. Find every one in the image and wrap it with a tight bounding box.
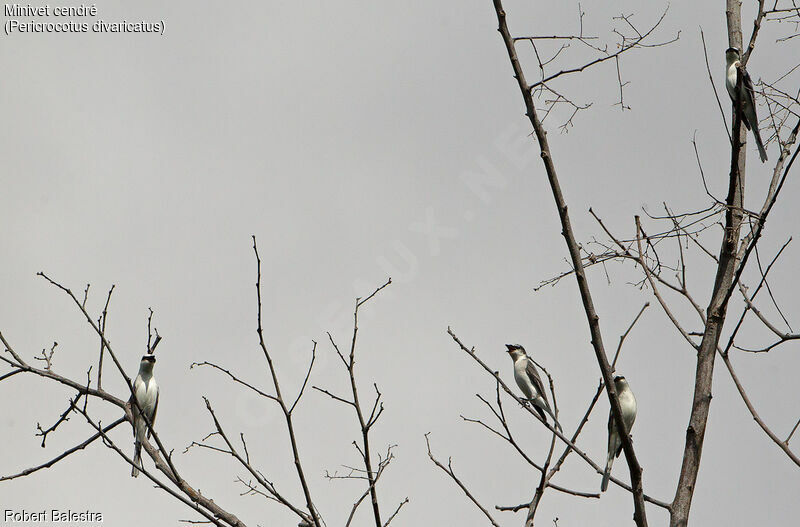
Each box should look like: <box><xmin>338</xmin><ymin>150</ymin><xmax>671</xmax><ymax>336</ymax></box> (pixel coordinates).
<box><xmin>505</xmin><ymin>344</ymin><xmax>514</xmax><ymax>352</ymax></box>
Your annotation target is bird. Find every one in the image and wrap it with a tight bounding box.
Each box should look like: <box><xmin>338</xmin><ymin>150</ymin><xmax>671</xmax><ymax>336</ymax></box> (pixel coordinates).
<box><xmin>725</xmin><ymin>47</ymin><xmax>768</xmax><ymax>162</ymax></box>
<box><xmin>601</xmin><ymin>375</ymin><xmax>637</xmax><ymax>492</ymax></box>
<box><xmin>130</xmin><ymin>353</ymin><xmax>159</xmax><ymax>477</ymax></box>
<box><xmin>504</xmin><ymin>344</ymin><xmax>561</xmax><ymax>431</ymax></box>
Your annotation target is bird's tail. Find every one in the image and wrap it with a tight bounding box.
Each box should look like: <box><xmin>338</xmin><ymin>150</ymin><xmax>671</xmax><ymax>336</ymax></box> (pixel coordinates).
<box><xmin>542</xmin><ymin>404</ymin><xmax>563</xmax><ymax>433</ymax></box>
<box><xmin>601</xmin><ymin>450</ymin><xmax>614</xmax><ymax>492</ymax></box>
<box><xmin>752</xmin><ymin>126</ymin><xmax>768</xmax><ymax>162</ymax></box>
<box><xmin>132</xmin><ymin>441</ymin><xmax>141</xmax><ymax>477</ymax></box>
<box><xmin>531</xmin><ymin>402</ymin><xmax>547</xmax><ymax>425</ymax></box>
<box><xmin>131</xmin><ymin>417</ymin><xmax>145</xmax><ymax>478</ymax></box>
<box><xmin>531</xmin><ymin>398</ymin><xmax>563</xmax><ymax>433</ymax></box>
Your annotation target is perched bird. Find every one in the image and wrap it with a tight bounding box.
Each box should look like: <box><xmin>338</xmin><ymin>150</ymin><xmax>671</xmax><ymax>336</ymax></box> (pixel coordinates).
<box><xmin>725</xmin><ymin>47</ymin><xmax>768</xmax><ymax>162</ymax></box>
<box><xmin>130</xmin><ymin>354</ymin><xmax>159</xmax><ymax>477</ymax></box>
<box><xmin>504</xmin><ymin>344</ymin><xmax>561</xmax><ymax>431</ymax></box>
<box><xmin>601</xmin><ymin>375</ymin><xmax>637</xmax><ymax>492</ymax></box>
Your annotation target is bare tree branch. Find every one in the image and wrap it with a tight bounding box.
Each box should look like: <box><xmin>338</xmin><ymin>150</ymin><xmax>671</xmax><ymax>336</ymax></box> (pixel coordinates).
<box><xmin>425</xmin><ymin>433</ymin><xmax>502</xmax><ymax>527</ymax></box>
<box><xmin>491</xmin><ymin>2</ymin><xmax>651</xmax><ymax>523</ymax></box>
<box><xmin>319</xmin><ymin>278</ymin><xmax>392</xmax><ymax>527</ymax></box>
<box><xmin>670</xmin><ymin>7</ymin><xmax>751</xmax><ymax>524</ymax></box>
<box><xmin>97</xmin><ymin>284</ymin><xmax>114</xmax><ymax>390</ymax></box>
<box><xmin>1</xmin><ymin>417</ymin><xmax>125</xmax><ymax>481</ymax></box>
<box><xmin>252</xmin><ymin>235</ymin><xmax>321</xmax><ymax>527</ymax></box>
<box><xmin>447</xmin><ymin>328</ymin><xmax>670</xmax><ymax>509</ymax></box>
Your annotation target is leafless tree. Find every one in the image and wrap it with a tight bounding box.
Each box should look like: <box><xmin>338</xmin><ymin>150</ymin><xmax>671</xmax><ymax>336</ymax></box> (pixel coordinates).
<box><xmin>0</xmin><ymin>237</ymin><xmax>402</xmax><ymax>527</ymax></box>
<box><xmin>430</xmin><ymin>1</ymin><xmax>799</xmax><ymax>527</ymax></box>
<box><xmin>3</xmin><ymin>3</ymin><xmax>799</xmax><ymax>527</ymax></box>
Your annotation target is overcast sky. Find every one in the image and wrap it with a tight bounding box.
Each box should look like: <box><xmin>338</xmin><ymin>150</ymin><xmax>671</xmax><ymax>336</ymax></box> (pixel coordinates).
<box><xmin>2</xmin><ymin>1</ymin><xmax>798</xmax><ymax>526</ymax></box>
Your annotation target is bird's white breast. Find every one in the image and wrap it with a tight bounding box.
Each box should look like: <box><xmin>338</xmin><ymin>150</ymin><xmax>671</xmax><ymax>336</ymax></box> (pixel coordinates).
<box><xmin>618</xmin><ymin>387</ymin><xmax>637</xmax><ymax>428</ymax></box>
<box><xmin>513</xmin><ymin>358</ymin><xmax>534</xmax><ymax>399</ymax></box>
<box><xmin>726</xmin><ymin>62</ymin><xmax>739</xmax><ymax>101</ymax></box>
<box><xmin>135</xmin><ymin>375</ymin><xmax>158</xmax><ymax>417</ymax></box>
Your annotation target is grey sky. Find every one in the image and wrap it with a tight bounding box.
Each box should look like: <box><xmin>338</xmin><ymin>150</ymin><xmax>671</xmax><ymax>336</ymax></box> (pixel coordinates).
<box><xmin>1</xmin><ymin>1</ymin><xmax>798</xmax><ymax>526</ymax></box>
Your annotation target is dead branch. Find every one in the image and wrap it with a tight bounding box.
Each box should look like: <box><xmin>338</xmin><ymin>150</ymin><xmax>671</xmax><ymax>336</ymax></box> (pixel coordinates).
<box><xmin>448</xmin><ymin>328</ymin><xmax>669</xmax><ymax>510</ymax></box>
<box><xmin>252</xmin><ymin>236</ymin><xmax>321</xmax><ymax>527</ymax></box>
<box><xmin>317</xmin><ymin>278</ymin><xmax>392</xmax><ymax>527</ymax></box>
<box><xmin>1</xmin><ymin>417</ymin><xmax>125</xmax><ymax>481</ymax></box>
<box><xmin>491</xmin><ymin>3</ymin><xmax>652</xmax><ymax>523</ymax></box>
<box><xmin>425</xmin><ymin>433</ymin><xmax>502</xmax><ymax>527</ymax></box>
<box><xmin>96</xmin><ymin>284</ymin><xmax>114</xmax><ymax>390</ymax></box>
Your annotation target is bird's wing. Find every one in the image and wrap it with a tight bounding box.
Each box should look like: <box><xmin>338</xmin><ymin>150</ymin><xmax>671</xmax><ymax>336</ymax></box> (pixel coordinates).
<box><xmin>130</xmin><ymin>376</ymin><xmax>143</xmax><ymax>406</ymax></box>
<box><xmin>525</xmin><ymin>360</ymin><xmax>549</xmax><ymax>404</ymax></box>
<box><xmin>607</xmin><ymin>409</ymin><xmax>624</xmax><ymax>458</ymax></box>
<box><xmin>741</xmin><ymin>67</ymin><xmax>769</xmax><ymax>161</ymax></box>
<box><xmin>736</xmin><ymin>67</ymin><xmax>755</xmax><ymax>130</ymax></box>
<box><xmin>741</xmin><ymin>68</ymin><xmax>757</xmax><ymax>103</ymax></box>
<box><xmin>147</xmin><ymin>389</ymin><xmax>159</xmax><ymax>439</ymax></box>
<box><xmin>743</xmin><ymin>68</ymin><xmax>762</xmax><ymax>125</ymax></box>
